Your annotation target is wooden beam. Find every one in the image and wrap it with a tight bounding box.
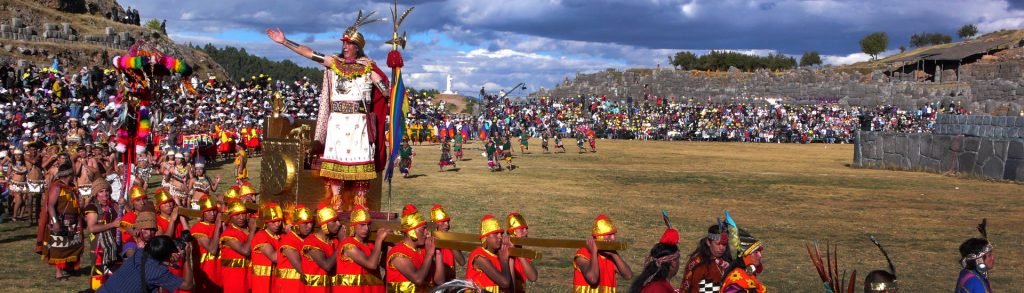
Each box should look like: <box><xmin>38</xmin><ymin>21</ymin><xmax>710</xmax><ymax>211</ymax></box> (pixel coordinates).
<box><xmin>379</xmin><ymin>234</ymin><xmax>542</xmax><ymax>260</ymax></box>
<box><xmin>433</xmin><ymin>231</ymin><xmax>628</xmax><ymax>251</ymax></box>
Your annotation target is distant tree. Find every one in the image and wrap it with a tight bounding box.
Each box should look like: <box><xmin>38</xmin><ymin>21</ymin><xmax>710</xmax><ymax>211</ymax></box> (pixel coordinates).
<box><xmin>799</xmin><ymin>51</ymin><xmax>822</xmax><ymax>67</ymax></box>
<box><xmin>670</xmin><ymin>51</ymin><xmax>699</xmax><ymax>70</ymax></box>
<box><xmin>197</xmin><ymin>43</ymin><xmax>323</xmax><ymax>83</ymax></box>
<box><xmin>899</xmin><ymin>46</ymin><xmax>906</xmax><ymax>53</ymax></box>
<box><xmin>910</xmin><ymin>33</ymin><xmax>953</xmax><ymax>48</ymax></box>
<box><xmin>860</xmin><ymin>32</ymin><xmax>888</xmax><ymax>60</ymax></box>
<box><xmin>144</xmin><ymin>19</ymin><xmax>161</xmax><ymax>32</ymax></box>
<box><xmin>958</xmin><ymin>24</ymin><xmax>978</xmax><ymax>39</ymax></box>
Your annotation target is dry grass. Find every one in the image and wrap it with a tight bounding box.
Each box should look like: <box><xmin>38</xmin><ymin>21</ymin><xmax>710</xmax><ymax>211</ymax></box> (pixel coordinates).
<box><xmin>2</xmin><ymin>140</ymin><xmax>1023</xmax><ymax>292</ymax></box>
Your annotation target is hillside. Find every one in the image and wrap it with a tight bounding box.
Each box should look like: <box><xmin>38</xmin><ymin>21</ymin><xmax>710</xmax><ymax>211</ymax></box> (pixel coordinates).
<box><xmin>196</xmin><ymin>43</ymin><xmax>323</xmax><ymax>83</ymax></box>
<box><xmin>841</xmin><ymin>29</ymin><xmax>1024</xmax><ymax>72</ymax></box>
<box><xmin>0</xmin><ymin>0</ymin><xmax>227</xmax><ymax>78</ymax></box>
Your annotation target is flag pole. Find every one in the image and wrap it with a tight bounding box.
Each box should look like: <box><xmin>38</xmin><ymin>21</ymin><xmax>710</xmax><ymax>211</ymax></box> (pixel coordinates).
<box><xmin>386</xmin><ymin>0</ymin><xmax>413</xmax><ymax>219</ymax></box>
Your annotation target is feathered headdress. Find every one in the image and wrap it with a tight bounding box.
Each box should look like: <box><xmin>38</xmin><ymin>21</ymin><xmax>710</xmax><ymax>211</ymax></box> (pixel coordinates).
<box><xmin>341</xmin><ymin>10</ymin><xmax>385</xmax><ymax>49</ymax></box>
<box><xmin>806</xmin><ymin>241</ymin><xmax>856</xmax><ymax>293</ymax></box>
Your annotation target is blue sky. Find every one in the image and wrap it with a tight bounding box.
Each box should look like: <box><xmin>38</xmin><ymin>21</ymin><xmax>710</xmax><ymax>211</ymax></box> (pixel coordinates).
<box><xmin>120</xmin><ymin>0</ymin><xmax>1024</xmax><ymax>96</ymax></box>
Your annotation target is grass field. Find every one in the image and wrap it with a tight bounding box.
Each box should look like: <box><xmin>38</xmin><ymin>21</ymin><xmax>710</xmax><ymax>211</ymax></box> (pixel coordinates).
<box><xmin>2</xmin><ymin>139</ymin><xmax>1022</xmax><ymax>292</ymax></box>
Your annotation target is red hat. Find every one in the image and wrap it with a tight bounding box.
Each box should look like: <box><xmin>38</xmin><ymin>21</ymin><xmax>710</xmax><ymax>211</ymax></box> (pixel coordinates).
<box><xmin>660</xmin><ymin>228</ymin><xmax>679</xmax><ymax>246</ymax></box>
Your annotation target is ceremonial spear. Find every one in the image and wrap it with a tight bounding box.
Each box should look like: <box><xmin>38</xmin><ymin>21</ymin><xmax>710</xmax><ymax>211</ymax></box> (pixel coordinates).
<box><xmin>384</xmin><ymin>0</ymin><xmax>413</xmax><ymax>220</ymax></box>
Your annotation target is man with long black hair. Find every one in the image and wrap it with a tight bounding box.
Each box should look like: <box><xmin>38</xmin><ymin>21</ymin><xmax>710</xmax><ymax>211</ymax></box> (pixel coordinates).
<box><xmin>630</xmin><ymin>227</ymin><xmax>680</xmax><ymax>293</ymax></box>
<box><xmin>98</xmin><ymin>235</ymin><xmax>194</xmax><ymax>292</ymax></box>
<box><xmin>955</xmin><ymin>219</ymin><xmax>994</xmax><ymax>293</ymax></box>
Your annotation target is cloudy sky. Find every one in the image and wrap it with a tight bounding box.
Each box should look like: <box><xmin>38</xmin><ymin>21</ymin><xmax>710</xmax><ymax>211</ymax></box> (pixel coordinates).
<box><xmin>120</xmin><ymin>0</ymin><xmax>1024</xmax><ymax>96</ymax></box>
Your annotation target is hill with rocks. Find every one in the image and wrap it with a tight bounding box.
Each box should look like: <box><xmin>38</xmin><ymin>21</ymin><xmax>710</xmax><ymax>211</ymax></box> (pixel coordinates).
<box><xmin>0</xmin><ymin>0</ymin><xmax>227</xmax><ymax>78</ymax></box>
<box><xmin>540</xmin><ymin>29</ymin><xmax>1024</xmax><ymax>115</ymax></box>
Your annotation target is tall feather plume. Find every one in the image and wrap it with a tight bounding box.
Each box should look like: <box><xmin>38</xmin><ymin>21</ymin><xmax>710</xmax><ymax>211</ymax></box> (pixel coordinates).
<box><xmin>723</xmin><ymin>210</ymin><xmax>740</xmax><ymax>259</ymax></box>
<box><xmin>977</xmin><ymin>218</ymin><xmax>988</xmax><ymax>239</ymax></box>
<box><xmin>869</xmin><ymin>235</ymin><xmax>896</xmax><ymax>277</ymax></box>
<box><xmin>348</xmin><ymin>10</ymin><xmax>386</xmax><ymax>34</ymax></box>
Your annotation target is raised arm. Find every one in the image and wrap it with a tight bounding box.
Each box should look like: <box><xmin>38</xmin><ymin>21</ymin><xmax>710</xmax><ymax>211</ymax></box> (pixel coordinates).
<box><xmin>266</xmin><ymin>28</ymin><xmax>332</xmax><ymax>68</ymax></box>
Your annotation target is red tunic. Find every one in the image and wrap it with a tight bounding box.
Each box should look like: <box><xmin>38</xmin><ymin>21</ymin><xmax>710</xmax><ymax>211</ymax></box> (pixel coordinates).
<box><xmin>512</xmin><ymin>257</ymin><xmax>534</xmax><ymax>293</ymax></box>
<box><xmin>573</xmin><ymin>248</ymin><xmax>618</xmax><ymax>293</ymax></box>
<box><xmin>334</xmin><ymin>237</ymin><xmax>385</xmax><ymax>292</ymax></box>
<box><xmin>251</xmin><ymin>229</ymin><xmax>280</xmax><ymax>293</ymax></box>
<box><xmin>119</xmin><ymin>210</ymin><xmax>137</xmax><ymax>245</ymax></box>
<box><xmin>157</xmin><ymin>215</ymin><xmax>189</xmax><ymax>293</ymax></box>
<box><xmin>639</xmin><ymin>279</ymin><xmax>675</xmax><ymax>293</ymax></box>
<box><xmin>466</xmin><ymin>247</ymin><xmax>502</xmax><ymax>293</ymax></box>
<box><xmin>275</xmin><ymin>231</ymin><xmax>305</xmax><ymax>292</ymax></box>
<box><xmin>679</xmin><ymin>256</ymin><xmax>728</xmax><ymax>293</ymax></box>
<box><xmin>302</xmin><ymin>233</ymin><xmax>334</xmax><ymax>293</ymax></box>
<box><xmin>219</xmin><ymin>224</ymin><xmax>251</xmax><ymax>293</ymax></box>
<box><xmin>189</xmin><ymin>220</ymin><xmax>222</xmax><ymax>292</ymax></box>
<box><xmin>386</xmin><ymin>242</ymin><xmax>429</xmax><ymax>293</ymax></box>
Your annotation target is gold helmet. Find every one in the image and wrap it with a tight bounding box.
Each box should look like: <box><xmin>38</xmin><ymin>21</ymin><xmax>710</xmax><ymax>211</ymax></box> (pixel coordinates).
<box><xmin>261</xmin><ymin>203</ymin><xmax>284</xmax><ymax>222</ymax></box>
<box><xmin>316</xmin><ymin>204</ymin><xmax>339</xmax><ymax>231</ymax></box>
<box><xmin>153</xmin><ymin>188</ymin><xmax>173</xmax><ymax>205</ymax></box>
<box><xmin>238</xmin><ymin>183</ymin><xmax>258</xmax><ymax>198</ymax></box>
<box><xmin>129</xmin><ymin>185</ymin><xmax>148</xmax><ymax>201</ymax></box>
<box><xmin>507</xmin><ymin>212</ymin><xmax>528</xmax><ymax>234</ymax></box>
<box><xmin>226</xmin><ymin>201</ymin><xmax>248</xmax><ymax>216</ymax></box>
<box><xmin>341</xmin><ymin>10</ymin><xmax>384</xmax><ymax>49</ymax></box>
<box><xmin>350</xmin><ymin>205</ymin><xmax>371</xmax><ymax>226</ymax></box>
<box><xmin>292</xmin><ymin>204</ymin><xmax>315</xmax><ymax>224</ymax></box>
<box><xmin>592</xmin><ymin>214</ymin><xmax>617</xmax><ymax>237</ymax></box>
<box><xmin>400</xmin><ymin>204</ymin><xmax>427</xmax><ymax>240</ymax></box>
<box><xmin>223</xmin><ymin>186</ymin><xmax>241</xmax><ymax>202</ymax></box>
<box><xmin>479</xmin><ymin>214</ymin><xmax>503</xmax><ymax>240</ymax></box>
<box><xmin>430</xmin><ymin>204</ymin><xmax>450</xmax><ymax>223</ymax></box>
<box><xmin>197</xmin><ymin>195</ymin><xmax>217</xmax><ymax>213</ymax></box>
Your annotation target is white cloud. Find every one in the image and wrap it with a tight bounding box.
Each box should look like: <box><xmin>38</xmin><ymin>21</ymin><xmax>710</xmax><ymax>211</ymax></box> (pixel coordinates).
<box><xmin>822</xmin><ymin>49</ymin><xmax>899</xmax><ymax>65</ymax></box>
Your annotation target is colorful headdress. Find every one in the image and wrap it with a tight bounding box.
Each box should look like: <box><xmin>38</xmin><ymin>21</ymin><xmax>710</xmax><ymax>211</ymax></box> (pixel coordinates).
<box><xmin>226</xmin><ymin>201</ymin><xmax>248</xmax><ymax>216</ymax></box>
<box><xmin>129</xmin><ymin>185</ymin><xmax>147</xmax><ymax>201</ymax></box>
<box><xmin>724</xmin><ymin>210</ymin><xmax>762</xmax><ymax>259</ymax></box>
<box><xmin>400</xmin><ymin>204</ymin><xmax>427</xmax><ymax>240</ymax></box>
<box><xmin>350</xmin><ymin>205</ymin><xmax>371</xmax><ymax>226</ymax></box>
<box><xmin>261</xmin><ymin>203</ymin><xmax>284</xmax><ymax>222</ymax></box>
<box><xmin>316</xmin><ymin>204</ymin><xmax>339</xmax><ymax>231</ymax></box>
<box><xmin>341</xmin><ymin>10</ymin><xmax>385</xmax><ymax>49</ymax></box>
<box><xmin>430</xmin><ymin>204</ymin><xmax>450</xmax><ymax>223</ymax></box>
<box><xmin>153</xmin><ymin>188</ymin><xmax>173</xmax><ymax>205</ymax></box>
<box><xmin>293</xmin><ymin>204</ymin><xmax>315</xmax><ymax>224</ymax></box>
<box><xmin>707</xmin><ymin>220</ymin><xmax>729</xmax><ymax>245</ymax></box>
<box><xmin>507</xmin><ymin>212</ymin><xmax>528</xmax><ymax>234</ymax></box>
<box><xmin>197</xmin><ymin>195</ymin><xmax>217</xmax><ymax>213</ymax></box>
<box><xmin>479</xmin><ymin>214</ymin><xmax>503</xmax><ymax>239</ymax></box>
<box><xmin>592</xmin><ymin>214</ymin><xmax>617</xmax><ymax>237</ymax></box>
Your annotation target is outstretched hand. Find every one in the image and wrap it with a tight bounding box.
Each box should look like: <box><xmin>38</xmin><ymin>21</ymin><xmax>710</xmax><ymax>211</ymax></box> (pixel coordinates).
<box><xmin>266</xmin><ymin>28</ymin><xmax>286</xmax><ymax>44</ymax></box>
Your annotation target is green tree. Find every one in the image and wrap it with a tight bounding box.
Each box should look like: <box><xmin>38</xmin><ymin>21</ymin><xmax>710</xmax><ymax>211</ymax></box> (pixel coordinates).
<box><xmin>958</xmin><ymin>24</ymin><xmax>978</xmax><ymax>39</ymax></box>
<box><xmin>144</xmin><ymin>19</ymin><xmax>161</xmax><ymax>32</ymax></box>
<box><xmin>860</xmin><ymin>32</ymin><xmax>888</xmax><ymax>60</ymax></box>
<box><xmin>910</xmin><ymin>33</ymin><xmax>952</xmax><ymax>48</ymax></box>
<box><xmin>799</xmin><ymin>51</ymin><xmax>822</xmax><ymax>67</ymax></box>
<box><xmin>670</xmin><ymin>51</ymin><xmax>699</xmax><ymax>70</ymax></box>
<box><xmin>197</xmin><ymin>43</ymin><xmax>323</xmax><ymax>83</ymax></box>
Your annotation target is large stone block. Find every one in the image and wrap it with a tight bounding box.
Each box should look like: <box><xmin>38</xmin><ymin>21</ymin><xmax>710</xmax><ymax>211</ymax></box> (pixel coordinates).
<box><xmin>1006</xmin><ymin>158</ymin><xmax>1023</xmax><ymax>181</ymax></box>
<box><xmin>964</xmin><ymin>137</ymin><xmax>982</xmax><ymax>153</ymax></box>
<box><xmin>958</xmin><ymin>152</ymin><xmax>978</xmax><ymax>173</ymax></box>
<box><xmin>908</xmin><ymin>134</ymin><xmax>923</xmax><ymax>166</ymax></box>
<box><xmin>884</xmin><ymin>153</ymin><xmax>906</xmax><ymax>169</ymax></box>
<box><xmin>979</xmin><ymin>156</ymin><xmax>1006</xmax><ymax>179</ymax></box>
<box><xmin>977</xmin><ymin>139</ymin><xmax>996</xmax><ymax>170</ymax></box>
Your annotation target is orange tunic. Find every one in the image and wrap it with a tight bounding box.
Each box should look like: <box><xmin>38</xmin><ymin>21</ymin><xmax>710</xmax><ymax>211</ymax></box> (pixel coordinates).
<box><xmin>219</xmin><ymin>224</ymin><xmax>251</xmax><ymax>293</ymax></box>
<box><xmin>190</xmin><ymin>221</ymin><xmax>222</xmax><ymax>292</ymax></box>
<box><xmin>573</xmin><ymin>248</ymin><xmax>617</xmax><ymax>293</ymax></box>
<box><xmin>302</xmin><ymin>233</ymin><xmax>334</xmax><ymax>293</ymax></box>
<box><xmin>275</xmin><ymin>231</ymin><xmax>305</xmax><ymax>292</ymax></box>
<box><xmin>333</xmin><ymin>237</ymin><xmax>385</xmax><ymax>293</ymax></box>
<box><xmin>386</xmin><ymin>242</ymin><xmax>430</xmax><ymax>293</ymax></box>
<box><xmin>251</xmin><ymin>229</ymin><xmax>280</xmax><ymax>293</ymax></box>
<box><xmin>466</xmin><ymin>247</ymin><xmax>502</xmax><ymax>293</ymax></box>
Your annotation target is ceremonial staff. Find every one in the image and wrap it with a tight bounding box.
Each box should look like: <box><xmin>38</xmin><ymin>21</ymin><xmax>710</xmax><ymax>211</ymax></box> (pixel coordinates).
<box><xmin>384</xmin><ymin>0</ymin><xmax>414</xmax><ymax>219</ymax></box>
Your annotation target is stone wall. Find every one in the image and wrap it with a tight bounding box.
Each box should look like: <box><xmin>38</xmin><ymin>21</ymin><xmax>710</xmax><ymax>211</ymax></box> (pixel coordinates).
<box><xmin>542</xmin><ymin>59</ymin><xmax>1024</xmax><ymax>115</ymax></box>
<box><xmin>0</xmin><ymin>17</ymin><xmax>131</xmax><ymax>50</ymax></box>
<box><xmin>853</xmin><ymin>115</ymin><xmax>1024</xmax><ymax>182</ymax></box>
